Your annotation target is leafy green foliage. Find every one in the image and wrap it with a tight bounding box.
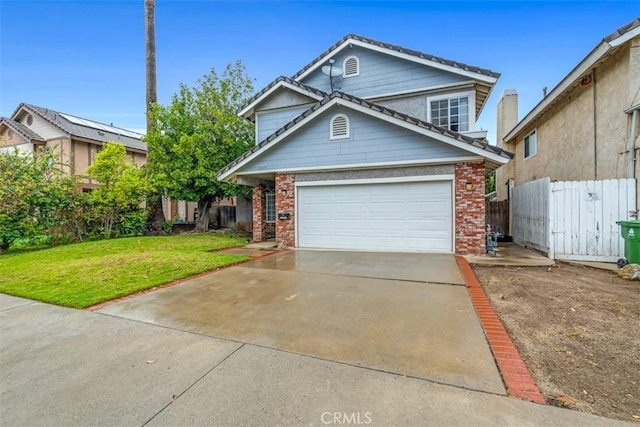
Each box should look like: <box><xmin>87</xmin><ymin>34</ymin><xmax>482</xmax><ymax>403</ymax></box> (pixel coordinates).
<box><xmin>87</xmin><ymin>143</ymin><xmax>150</xmax><ymax>238</ymax></box>
<box><xmin>0</xmin><ymin>149</ymin><xmax>83</xmax><ymax>251</ymax></box>
<box><xmin>0</xmin><ymin>235</ymin><xmax>249</xmax><ymax>308</ymax></box>
<box><xmin>145</xmin><ymin>61</ymin><xmax>255</xmax><ymax>229</ymax></box>
<box><xmin>485</xmin><ymin>170</ymin><xmax>496</xmax><ymax>195</ymax></box>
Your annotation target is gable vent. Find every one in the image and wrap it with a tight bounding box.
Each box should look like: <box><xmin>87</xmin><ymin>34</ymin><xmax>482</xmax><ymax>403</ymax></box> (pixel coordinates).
<box><xmin>330</xmin><ymin>114</ymin><xmax>350</xmax><ymax>139</ymax></box>
<box><xmin>343</xmin><ymin>56</ymin><xmax>359</xmax><ymax>78</ymax></box>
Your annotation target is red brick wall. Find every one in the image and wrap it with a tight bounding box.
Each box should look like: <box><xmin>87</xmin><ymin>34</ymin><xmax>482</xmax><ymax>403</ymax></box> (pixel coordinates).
<box><xmin>455</xmin><ymin>162</ymin><xmax>486</xmax><ymax>255</ymax></box>
<box><xmin>275</xmin><ymin>173</ymin><xmax>295</xmax><ymax>247</ymax></box>
<box><xmin>252</xmin><ymin>184</ymin><xmax>266</xmax><ymax>242</ymax></box>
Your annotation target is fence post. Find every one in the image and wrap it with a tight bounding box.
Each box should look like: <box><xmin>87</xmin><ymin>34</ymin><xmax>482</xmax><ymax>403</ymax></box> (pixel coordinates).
<box><xmin>548</xmin><ymin>181</ymin><xmax>555</xmax><ymax>261</ymax></box>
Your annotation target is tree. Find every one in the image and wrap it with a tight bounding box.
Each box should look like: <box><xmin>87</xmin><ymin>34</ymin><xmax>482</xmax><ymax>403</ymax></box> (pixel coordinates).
<box><xmin>485</xmin><ymin>169</ymin><xmax>496</xmax><ymax>195</ymax></box>
<box><xmin>0</xmin><ymin>149</ymin><xmax>81</xmax><ymax>251</ymax></box>
<box><xmin>144</xmin><ymin>0</ymin><xmax>166</xmax><ymax>231</ymax></box>
<box><xmin>87</xmin><ymin>143</ymin><xmax>150</xmax><ymax>238</ymax></box>
<box><xmin>145</xmin><ymin>62</ymin><xmax>255</xmax><ymax>230</ymax></box>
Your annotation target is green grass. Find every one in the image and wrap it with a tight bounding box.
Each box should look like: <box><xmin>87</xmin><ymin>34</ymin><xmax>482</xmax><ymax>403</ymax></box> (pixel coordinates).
<box><xmin>0</xmin><ymin>234</ymin><xmax>250</xmax><ymax>309</ymax></box>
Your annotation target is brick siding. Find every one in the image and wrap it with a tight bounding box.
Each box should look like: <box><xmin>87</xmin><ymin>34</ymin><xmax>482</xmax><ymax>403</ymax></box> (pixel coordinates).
<box><xmin>455</xmin><ymin>162</ymin><xmax>486</xmax><ymax>255</ymax></box>
<box><xmin>252</xmin><ymin>184</ymin><xmax>266</xmax><ymax>242</ymax></box>
<box><xmin>275</xmin><ymin>173</ymin><xmax>295</xmax><ymax>247</ymax></box>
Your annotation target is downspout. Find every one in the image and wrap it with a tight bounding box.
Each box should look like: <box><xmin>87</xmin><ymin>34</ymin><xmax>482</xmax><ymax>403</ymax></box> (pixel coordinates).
<box><xmin>629</xmin><ymin>109</ymin><xmax>638</xmax><ymax>179</ymax></box>
<box><xmin>592</xmin><ymin>69</ymin><xmax>598</xmax><ymax>180</ymax></box>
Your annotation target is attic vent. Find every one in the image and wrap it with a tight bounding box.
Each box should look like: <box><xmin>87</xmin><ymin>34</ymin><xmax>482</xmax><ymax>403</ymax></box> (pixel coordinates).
<box><xmin>26</xmin><ymin>114</ymin><xmax>33</xmax><ymax>126</ymax></box>
<box><xmin>330</xmin><ymin>114</ymin><xmax>349</xmax><ymax>140</ymax></box>
<box><xmin>343</xmin><ymin>56</ymin><xmax>359</xmax><ymax>78</ymax></box>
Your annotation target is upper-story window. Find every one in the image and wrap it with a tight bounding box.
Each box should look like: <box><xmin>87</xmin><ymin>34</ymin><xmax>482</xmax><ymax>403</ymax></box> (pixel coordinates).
<box><xmin>343</xmin><ymin>56</ymin><xmax>360</xmax><ymax>78</ymax></box>
<box><xmin>429</xmin><ymin>96</ymin><xmax>469</xmax><ymax>132</ymax></box>
<box><xmin>524</xmin><ymin>129</ymin><xmax>537</xmax><ymax>159</ymax></box>
<box><xmin>330</xmin><ymin>114</ymin><xmax>350</xmax><ymax>139</ymax></box>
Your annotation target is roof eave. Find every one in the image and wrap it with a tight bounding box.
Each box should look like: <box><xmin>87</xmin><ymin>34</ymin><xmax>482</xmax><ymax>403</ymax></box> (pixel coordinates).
<box><xmin>503</xmin><ymin>41</ymin><xmax>611</xmax><ymax>142</ymax></box>
<box><xmin>238</xmin><ymin>80</ymin><xmax>325</xmax><ymax>120</ymax></box>
<box><xmin>218</xmin><ymin>95</ymin><xmax>511</xmax><ymax>182</ymax></box>
<box><xmin>293</xmin><ymin>37</ymin><xmax>499</xmax><ymax>85</ymax></box>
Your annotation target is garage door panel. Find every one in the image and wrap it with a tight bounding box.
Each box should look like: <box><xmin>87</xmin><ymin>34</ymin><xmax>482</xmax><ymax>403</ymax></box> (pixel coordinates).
<box><xmin>298</xmin><ymin>180</ymin><xmax>453</xmax><ymax>252</ymax></box>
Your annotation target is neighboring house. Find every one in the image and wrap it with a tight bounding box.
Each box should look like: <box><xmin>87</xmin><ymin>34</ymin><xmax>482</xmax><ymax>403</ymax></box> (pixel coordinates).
<box><xmin>495</xmin><ymin>17</ymin><xmax>640</xmax><ymax>202</ymax></box>
<box><xmin>0</xmin><ymin>103</ymin><xmax>202</xmax><ymax>225</ymax></box>
<box><xmin>218</xmin><ymin>34</ymin><xmax>512</xmax><ymax>254</ymax></box>
<box><xmin>0</xmin><ymin>103</ymin><xmax>147</xmax><ymax>191</ymax></box>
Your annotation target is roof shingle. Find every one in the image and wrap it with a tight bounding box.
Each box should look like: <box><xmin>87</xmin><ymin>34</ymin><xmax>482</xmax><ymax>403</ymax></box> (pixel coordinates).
<box><xmin>218</xmin><ymin>91</ymin><xmax>512</xmax><ymax>178</ymax></box>
<box><xmin>291</xmin><ymin>34</ymin><xmax>501</xmax><ymax>81</ymax></box>
<box><xmin>17</xmin><ymin>103</ymin><xmax>147</xmax><ymax>151</ymax></box>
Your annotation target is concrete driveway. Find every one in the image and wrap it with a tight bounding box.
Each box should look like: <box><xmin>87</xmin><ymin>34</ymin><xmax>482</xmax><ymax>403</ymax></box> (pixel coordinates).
<box><xmin>98</xmin><ymin>250</ymin><xmax>502</xmax><ymax>394</ymax></box>
<box><xmin>1</xmin><ymin>262</ymin><xmax>631</xmax><ymax>426</ymax></box>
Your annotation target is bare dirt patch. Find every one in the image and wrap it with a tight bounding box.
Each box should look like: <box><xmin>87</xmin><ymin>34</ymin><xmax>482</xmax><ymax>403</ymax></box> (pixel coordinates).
<box><xmin>473</xmin><ymin>263</ymin><xmax>640</xmax><ymax>422</ymax></box>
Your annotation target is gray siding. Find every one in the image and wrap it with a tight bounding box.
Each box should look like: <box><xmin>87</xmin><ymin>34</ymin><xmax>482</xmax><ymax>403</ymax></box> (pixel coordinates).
<box><xmin>301</xmin><ymin>46</ymin><xmax>469</xmax><ymax>99</ymax></box>
<box><xmin>242</xmin><ymin>107</ymin><xmax>473</xmax><ymax>173</ymax></box>
<box><xmin>296</xmin><ymin>165</ymin><xmax>454</xmax><ymax>182</ymax></box>
<box><xmin>375</xmin><ymin>88</ymin><xmax>473</xmax><ymax>122</ymax></box>
<box><xmin>256</xmin><ymin>106</ymin><xmax>310</xmax><ymax>143</ymax></box>
<box><xmin>256</xmin><ymin>88</ymin><xmax>316</xmax><ymax>111</ymax></box>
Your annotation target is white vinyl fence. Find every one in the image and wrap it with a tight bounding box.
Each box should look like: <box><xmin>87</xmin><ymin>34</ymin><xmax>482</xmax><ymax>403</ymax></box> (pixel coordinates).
<box><xmin>512</xmin><ymin>178</ymin><xmax>636</xmax><ymax>262</ymax></box>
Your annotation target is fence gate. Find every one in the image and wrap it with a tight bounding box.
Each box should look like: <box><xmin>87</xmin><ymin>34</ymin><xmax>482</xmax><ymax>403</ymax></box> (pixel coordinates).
<box><xmin>551</xmin><ymin>179</ymin><xmax>636</xmax><ymax>262</ymax></box>
<box><xmin>511</xmin><ymin>177</ymin><xmax>550</xmax><ymax>253</ymax></box>
<box><xmin>511</xmin><ymin>178</ymin><xmax>636</xmax><ymax>262</ymax></box>
<box><xmin>486</xmin><ymin>200</ymin><xmax>509</xmax><ymax>235</ymax></box>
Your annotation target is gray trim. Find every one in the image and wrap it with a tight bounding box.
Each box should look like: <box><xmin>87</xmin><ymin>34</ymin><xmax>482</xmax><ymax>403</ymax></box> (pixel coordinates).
<box><xmin>295</xmin><ymin>165</ymin><xmax>454</xmax><ymax>182</ymax></box>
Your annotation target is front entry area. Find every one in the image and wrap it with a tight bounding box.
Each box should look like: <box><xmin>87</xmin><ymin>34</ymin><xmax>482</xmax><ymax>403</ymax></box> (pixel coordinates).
<box><xmin>296</xmin><ymin>180</ymin><xmax>453</xmax><ymax>252</ymax></box>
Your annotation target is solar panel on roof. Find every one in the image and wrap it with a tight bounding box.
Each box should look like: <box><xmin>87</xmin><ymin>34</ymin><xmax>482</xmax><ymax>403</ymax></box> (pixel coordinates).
<box><xmin>59</xmin><ymin>113</ymin><xmax>143</xmax><ymax>139</ymax></box>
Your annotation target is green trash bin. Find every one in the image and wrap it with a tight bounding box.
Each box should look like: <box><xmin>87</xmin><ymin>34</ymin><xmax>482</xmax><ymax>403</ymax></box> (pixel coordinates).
<box><xmin>617</xmin><ymin>220</ymin><xmax>640</xmax><ymax>264</ymax></box>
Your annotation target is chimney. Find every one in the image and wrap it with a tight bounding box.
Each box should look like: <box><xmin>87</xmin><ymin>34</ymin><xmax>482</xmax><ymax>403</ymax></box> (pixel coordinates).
<box><xmin>496</xmin><ymin>89</ymin><xmax>518</xmax><ymax>149</ymax></box>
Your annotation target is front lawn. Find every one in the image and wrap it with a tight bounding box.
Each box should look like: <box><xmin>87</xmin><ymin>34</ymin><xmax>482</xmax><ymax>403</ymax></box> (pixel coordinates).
<box><xmin>0</xmin><ymin>234</ymin><xmax>250</xmax><ymax>309</ymax></box>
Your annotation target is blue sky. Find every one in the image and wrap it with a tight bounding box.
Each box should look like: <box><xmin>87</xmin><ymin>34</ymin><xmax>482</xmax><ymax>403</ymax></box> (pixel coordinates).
<box><xmin>1</xmin><ymin>1</ymin><xmax>638</xmax><ymax>143</ymax></box>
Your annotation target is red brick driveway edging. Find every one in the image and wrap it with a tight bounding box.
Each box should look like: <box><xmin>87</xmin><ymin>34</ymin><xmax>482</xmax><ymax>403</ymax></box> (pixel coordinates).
<box><xmin>456</xmin><ymin>255</ymin><xmax>547</xmax><ymax>404</ymax></box>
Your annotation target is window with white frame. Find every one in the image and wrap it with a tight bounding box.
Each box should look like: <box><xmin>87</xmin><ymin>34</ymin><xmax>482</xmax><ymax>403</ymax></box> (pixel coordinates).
<box><xmin>343</xmin><ymin>56</ymin><xmax>359</xmax><ymax>77</ymax></box>
<box><xmin>524</xmin><ymin>129</ymin><xmax>537</xmax><ymax>159</ymax></box>
<box><xmin>265</xmin><ymin>191</ymin><xmax>276</xmax><ymax>223</ymax></box>
<box><xmin>430</xmin><ymin>96</ymin><xmax>469</xmax><ymax>132</ymax></box>
<box><xmin>330</xmin><ymin>114</ymin><xmax>350</xmax><ymax>139</ymax></box>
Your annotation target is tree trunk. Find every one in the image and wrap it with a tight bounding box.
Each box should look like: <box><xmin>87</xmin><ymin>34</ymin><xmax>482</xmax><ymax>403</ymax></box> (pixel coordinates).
<box><xmin>145</xmin><ymin>0</ymin><xmax>157</xmax><ymax>131</ymax></box>
<box><xmin>196</xmin><ymin>198</ymin><xmax>213</xmax><ymax>231</ymax></box>
<box><xmin>144</xmin><ymin>0</ymin><xmax>165</xmax><ymax>231</ymax></box>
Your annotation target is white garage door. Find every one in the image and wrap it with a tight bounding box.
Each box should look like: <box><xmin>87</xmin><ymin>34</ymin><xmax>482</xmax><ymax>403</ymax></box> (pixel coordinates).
<box><xmin>297</xmin><ymin>180</ymin><xmax>453</xmax><ymax>252</ymax></box>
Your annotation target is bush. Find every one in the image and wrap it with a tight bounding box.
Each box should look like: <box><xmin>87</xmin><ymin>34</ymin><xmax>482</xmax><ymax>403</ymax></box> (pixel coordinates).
<box><xmin>119</xmin><ymin>210</ymin><xmax>148</xmax><ymax>236</ymax></box>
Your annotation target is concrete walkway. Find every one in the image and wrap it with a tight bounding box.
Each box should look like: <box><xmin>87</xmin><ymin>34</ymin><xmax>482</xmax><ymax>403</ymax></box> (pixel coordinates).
<box><xmin>1</xmin><ymin>294</ymin><xmax>631</xmax><ymax>426</ymax></box>
<box><xmin>465</xmin><ymin>242</ymin><xmax>554</xmax><ymax>267</ymax></box>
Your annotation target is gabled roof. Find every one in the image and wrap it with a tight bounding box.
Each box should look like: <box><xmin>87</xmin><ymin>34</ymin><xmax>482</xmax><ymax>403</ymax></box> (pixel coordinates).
<box><xmin>238</xmin><ymin>76</ymin><xmax>327</xmax><ymax>119</ymax></box>
<box><xmin>0</xmin><ymin>117</ymin><xmax>46</xmax><ymax>143</ymax></box>
<box><xmin>291</xmin><ymin>34</ymin><xmax>500</xmax><ymax>84</ymax></box>
<box><xmin>504</xmin><ymin>17</ymin><xmax>640</xmax><ymax>142</ymax></box>
<box><xmin>218</xmin><ymin>92</ymin><xmax>513</xmax><ymax>181</ymax></box>
<box><xmin>11</xmin><ymin>103</ymin><xmax>147</xmax><ymax>152</ymax></box>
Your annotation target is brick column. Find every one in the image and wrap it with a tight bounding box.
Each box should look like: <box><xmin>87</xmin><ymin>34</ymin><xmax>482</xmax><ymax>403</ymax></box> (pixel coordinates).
<box><xmin>455</xmin><ymin>162</ymin><xmax>486</xmax><ymax>255</ymax></box>
<box><xmin>252</xmin><ymin>184</ymin><xmax>266</xmax><ymax>242</ymax></box>
<box><xmin>275</xmin><ymin>173</ymin><xmax>295</xmax><ymax>247</ymax></box>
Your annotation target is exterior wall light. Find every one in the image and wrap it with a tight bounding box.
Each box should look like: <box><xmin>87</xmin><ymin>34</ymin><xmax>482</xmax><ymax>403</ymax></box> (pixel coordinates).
<box><xmin>466</xmin><ymin>181</ymin><xmax>474</xmax><ymax>191</ymax></box>
<box><xmin>281</xmin><ymin>189</ymin><xmax>288</xmax><ymax>196</ymax></box>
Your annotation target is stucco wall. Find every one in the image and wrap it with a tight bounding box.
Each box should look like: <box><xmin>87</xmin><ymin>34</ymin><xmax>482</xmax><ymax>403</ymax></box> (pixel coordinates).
<box><xmin>497</xmin><ymin>40</ymin><xmax>636</xmax><ymax>201</ymax></box>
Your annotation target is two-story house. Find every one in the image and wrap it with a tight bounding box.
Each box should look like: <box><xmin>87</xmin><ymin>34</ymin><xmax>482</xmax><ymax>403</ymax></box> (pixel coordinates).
<box><xmin>495</xmin><ymin>18</ymin><xmax>640</xmax><ymax>202</ymax></box>
<box><xmin>217</xmin><ymin>35</ymin><xmax>512</xmax><ymax>255</ymax></box>
<box><xmin>0</xmin><ymin>103</ymin><xmax>201</xmax><ymax>224</ymax></box>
